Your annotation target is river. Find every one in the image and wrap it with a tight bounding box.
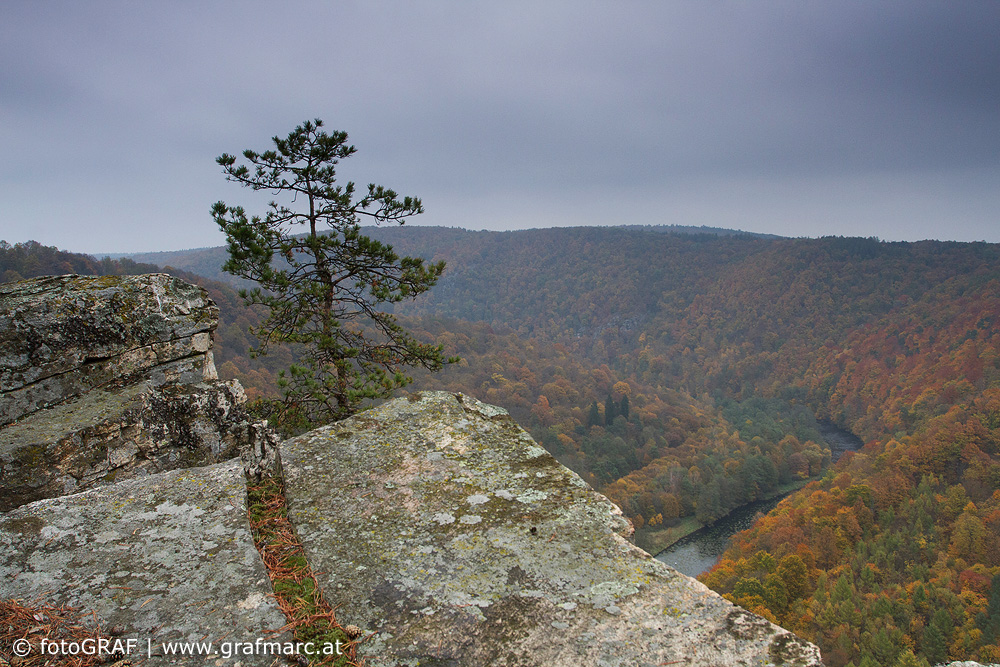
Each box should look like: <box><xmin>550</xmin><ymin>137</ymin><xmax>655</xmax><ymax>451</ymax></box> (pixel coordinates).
<box><xmin>654</xmin><ymin>420</ymin><xmax>864</xmax><ymax>578</ymax></box>
<box><xmin>816</xmin><ymin>419</ymin><xmax>865</xmax><ymax>461</ymax></box>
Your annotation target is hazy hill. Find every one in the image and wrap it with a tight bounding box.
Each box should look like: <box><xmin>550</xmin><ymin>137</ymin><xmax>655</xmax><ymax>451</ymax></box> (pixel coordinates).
<box><xmin>123</xmin><ymin>224</ymin><xmax>774</xmax><ymax>299</ymax></box>
<box><xmin>123</xmin><ymin>227</ymin><xmax>996</xmax><ymax>339</ymax></box>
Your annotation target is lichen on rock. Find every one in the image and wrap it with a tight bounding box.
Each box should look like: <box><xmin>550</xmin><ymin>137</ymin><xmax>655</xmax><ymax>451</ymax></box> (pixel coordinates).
<box><xmin>0</xmin><ymin>460</ymin><xmax>289</xmax><ymax>665</ymax></box>
<box><xmin>0</xmin><ymin>274</ymin><xmax>219</xmax><ymax>425</ymax></box>
<box><xmin>0</xmin><ymin>274</ymin><xmax>279</xmax><ymax>511</ymax></box>
<box><xmin>280</xmin><ymin>391</ymin><xmax>823</xmax><ymax>666</ymax></box>
<box><xmin>0</xmin><ymin>379</ymin><xmax>279</xmax><ymax>511</ymax></box>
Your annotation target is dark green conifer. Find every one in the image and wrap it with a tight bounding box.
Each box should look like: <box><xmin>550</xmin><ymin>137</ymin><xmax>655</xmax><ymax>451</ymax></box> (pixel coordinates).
<box><xmin>213</xmin><ymin>119</ymin><xmax>454</xmax><ymax>430</ymax></box>
<box><xmin>587</xmin><ymin>401</ymin><xmax>602</xmax><ymax>427</ymax></box>
<box><xmin>604</xmin><ymin>392</ymin><xmax>617</xmax><ymax>425</ymax></box>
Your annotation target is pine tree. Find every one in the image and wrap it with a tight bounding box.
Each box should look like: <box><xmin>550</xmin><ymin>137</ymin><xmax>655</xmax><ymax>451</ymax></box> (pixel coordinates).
<box><xmin>213</xmin><ymin>119</ymin><xmax>454</xmax><ymax>430</ymax></box>
<box><xmin>921</xmin><ymin>623</ymin><xmax>947</xmax><ymax>665</ymax></box>
<box><xmin>985</xmin><ymin>573</ymin><xmax>1000</xmax><ymax>640</ymax></box>
<box><xmin>605</xmin><ymin>392</ymin><xmax>617</xmax><ymax>425</ymax></box>
<box><xmin>587</xmin><ymin>401</ymin><xmax>602</xmax><ymax>427</ymax></box>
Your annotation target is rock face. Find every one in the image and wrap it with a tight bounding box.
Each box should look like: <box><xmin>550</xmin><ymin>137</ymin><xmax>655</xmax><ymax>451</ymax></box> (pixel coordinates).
<box><xmin>0</xmin><ymin>274</ymin><xmax>218</xmax><ymax>426</ymax></box>
<box><xmin>0</xmin><ymin>274</ymin><xmax>278</xmax><ymax>512</ymax></box>
<box><xmin>0</xmin><ymin>273</ymin><xmax>288</xmax><ymax>664</ymax></box>
<box><xmin>0</xmin><ymin>379</ymin><xmax>279</xmax><ymax>511</ymax></box>
<box><xmin>0</xmin><ymin>459</ymin><xmax>289</xmax><ymax>666</ymax></box>
<box><xmin>280</xmin><ymin>391</ymin><xmax>823</xmax><ymax>667</ymax></box>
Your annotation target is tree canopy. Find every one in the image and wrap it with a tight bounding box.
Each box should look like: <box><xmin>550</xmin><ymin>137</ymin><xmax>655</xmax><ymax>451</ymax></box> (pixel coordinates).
<box><xmin>212</xmin><ymin>119</ymin><xmax>453</xmax><ymax>429</ymax></box>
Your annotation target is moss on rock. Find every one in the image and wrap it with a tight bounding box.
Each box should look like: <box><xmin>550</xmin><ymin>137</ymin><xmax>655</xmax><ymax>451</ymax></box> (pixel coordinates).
<box><xmin>280</xmin><ymin>391</ymin><xmax>823</xmax><ymax>666</ymax></box>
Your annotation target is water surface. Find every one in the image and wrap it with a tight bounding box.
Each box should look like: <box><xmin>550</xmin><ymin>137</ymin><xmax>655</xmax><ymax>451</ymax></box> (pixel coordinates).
<box><xmin>816</xmin><ymin>419</ymin><xmax>865</xmax><ymax>460</ymax></box>
<box><xmin>655</xmin><ymin>420</ymin><xmax>863</xmax><ymax>578</ymax></box>
<box><xmin>654</xmin><ymin>494</ymin><xmax>787</xmax><ymax>578</ymax></box>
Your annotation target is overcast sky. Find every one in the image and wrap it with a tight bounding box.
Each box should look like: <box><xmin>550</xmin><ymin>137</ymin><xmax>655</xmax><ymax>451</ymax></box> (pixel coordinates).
<box><xmin>2</xmin><ymin>2</ymin><xmax>999</xmax><ymax>253</ymax></box>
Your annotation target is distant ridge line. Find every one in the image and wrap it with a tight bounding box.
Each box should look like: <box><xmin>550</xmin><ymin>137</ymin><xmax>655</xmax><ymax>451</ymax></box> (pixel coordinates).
<box><xmin>108</xmin><ymin>223</ymin><xmax>780</xmax><ymax>261</ymax></box>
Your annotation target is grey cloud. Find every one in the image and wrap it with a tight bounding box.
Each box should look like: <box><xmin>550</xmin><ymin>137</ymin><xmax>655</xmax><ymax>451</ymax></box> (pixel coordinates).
<box><xmin>1</xmin><ymin>1</ymin><xmax>998</xmax><ymax>252</ymax></box>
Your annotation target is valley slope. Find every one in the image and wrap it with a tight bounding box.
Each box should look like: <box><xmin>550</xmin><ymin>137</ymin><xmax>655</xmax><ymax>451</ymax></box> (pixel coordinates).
<box><xmin>5</xmin><ymin>227</ymin><xmax>1000</xmax><ymax>666</ymax></box>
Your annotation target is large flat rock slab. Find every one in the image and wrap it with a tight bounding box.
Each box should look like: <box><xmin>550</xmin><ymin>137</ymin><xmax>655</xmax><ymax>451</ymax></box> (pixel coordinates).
<box><xmin>0</xmin><ymin>459</ymin><xmax>288</xmax><ymax>665</ymax></box>
<box><xmin>280</xmin><ymin>391</ymin><xmax>822</xmax><ymax>667</ymax></box>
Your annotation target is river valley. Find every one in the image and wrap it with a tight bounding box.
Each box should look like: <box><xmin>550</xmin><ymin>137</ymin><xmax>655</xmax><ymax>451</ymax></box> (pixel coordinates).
<box><xmin>654</xmin><ymin>420</ymin><xmax>864</xmax><ymax>578</ymax></box>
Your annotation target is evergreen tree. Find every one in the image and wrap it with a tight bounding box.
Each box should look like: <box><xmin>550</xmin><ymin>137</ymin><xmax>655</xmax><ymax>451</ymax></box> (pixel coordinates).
<box><xmin>213</xmin><ymin>119</ymin><xmax>453</xmax><ymax>429</ymax></box>
<box><xmin>921</xmin><ymin>624</ymin><xmax>947</xmax><ymax>665</ymax></box>
<box><xmin>620</xmin><ymin>394</ymin><xmax>629</xmax><ymax>419</ymax></box>
<box><xmin>604</xmin><ymin>392</ymin><xmax>617</xmax><ymax>425</ymax></box>
<box><xmin>587</xmin><ymin>401</ymin><xmax>602</xmax><ymax>427</ymax></box>
<box><xmin>984</xmin><ymin>574</ymin><xmax>1000</xmax><ymax>641</ymax></box>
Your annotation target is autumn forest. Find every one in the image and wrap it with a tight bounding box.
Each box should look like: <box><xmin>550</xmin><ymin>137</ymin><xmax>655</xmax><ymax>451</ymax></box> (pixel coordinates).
<box><xmin>4</xmin><ymin>226</ymin><xmax>999</xmax><ymax>667</ymax></box>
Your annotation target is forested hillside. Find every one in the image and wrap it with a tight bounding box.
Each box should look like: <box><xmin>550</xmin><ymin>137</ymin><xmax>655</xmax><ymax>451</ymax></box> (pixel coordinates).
<box><xmin>0</xmin><ymin>240</ymin><xmax>160</xmax><ymax>282</ymax></box>
<box><xmin>6</xmin><ymin>228</ymin><xmax>1000</xmax><ymax>666</ymax></box>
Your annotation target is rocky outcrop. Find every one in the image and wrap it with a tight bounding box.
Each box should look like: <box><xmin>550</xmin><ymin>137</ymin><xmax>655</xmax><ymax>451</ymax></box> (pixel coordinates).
<box><xmin>280</xmin><ymin>391</ymin><xmax>823</xmax><ymax>666</ymax></box>
<box><xmin>0</xmin><ymin>379</ymin><xmax>279</xmax><ymax>511</ymax></box>
<box><xmin>0</xmin><ymin>459</ymin><xmax>289</xmax><ymax>665</ymax></box>
<box><xmin>0</xmin><ymin>274</ymin><xmax>278</xmax><ymax>511</ymax></box>
<box><xmin>0</xmin><ymin>274</ymin><xmax>218</xmax><ymax>426</ymax></box>
<box><xmin>1</xmin><ymin>273</ymin><xmax>288</xmax><ymax>664</ymax></box>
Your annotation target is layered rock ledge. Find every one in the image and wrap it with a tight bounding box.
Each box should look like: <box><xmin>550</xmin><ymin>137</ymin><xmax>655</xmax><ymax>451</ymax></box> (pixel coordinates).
<box><xmin>0</xmin><ymin>273</ymin><xmax>218</xmax><ymax>426</ymax></box>
<box><xmin>281</xmin><ymin>391</ymin><xmax>823</xmax><ymax>666</ymax></box>
<box><xmin>1</xmin><ymin>273</ymin><xmax>287</xmax><ymax>664</ymax></box>
<box><xmin>0</xmin><ymin>274</ymin><xmax>278</xmax><ymax>511</ymax></box>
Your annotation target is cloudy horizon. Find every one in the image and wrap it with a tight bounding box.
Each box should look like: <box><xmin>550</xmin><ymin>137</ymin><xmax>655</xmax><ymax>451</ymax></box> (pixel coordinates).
<box><xmin>3</xmin><ymin>1</ymin><xmax>999</xmax><ymax>254</ymax></box>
